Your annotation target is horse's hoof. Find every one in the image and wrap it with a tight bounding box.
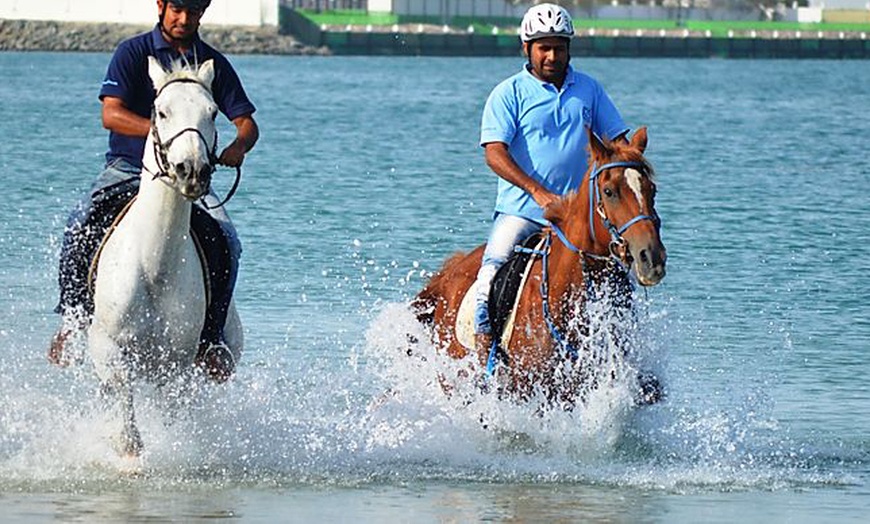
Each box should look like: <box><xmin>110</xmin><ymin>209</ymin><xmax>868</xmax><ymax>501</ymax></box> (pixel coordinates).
<box><xmin>117</xmin><ymin>454</ymin><xmax>144</xmax><ymax>476</ymax></box>
<box><xmin>48</xmin><ymin>325</ymin><xmax>82</xmax><ymax>367</ymax></box>
<box><xmin>109</xmin><ymin>431</ymin><xmax>143</xmax><ymax>460</ymax></box>
<box><xmin>635</xmin><ymin>372</ymin><xmax>665</xmax><ymax>405</ymax></box>
<box><xmin>47</xmin><ymin>329</ymin><xmax>71</xmax><ymax>367</ymax></box>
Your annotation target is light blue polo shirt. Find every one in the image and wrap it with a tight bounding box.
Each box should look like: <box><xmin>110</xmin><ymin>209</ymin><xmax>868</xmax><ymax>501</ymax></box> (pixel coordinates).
<box><xmin>480</xmin><ymin>64</ymin><xmax>628</xmax><ymax>224</ymax></box>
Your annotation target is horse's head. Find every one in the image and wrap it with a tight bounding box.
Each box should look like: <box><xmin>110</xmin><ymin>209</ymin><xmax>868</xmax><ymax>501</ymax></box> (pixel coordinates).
<box><xmin>588</xmin><ymin>127</ymin><xmax>666</xmax><ymax>286</ymax></box>
<box><xmin>546</xmin><ymin>127</ymin><xmax>666</xmax><ymax>286</ymax></box>
<box><xmin>147</xmin><ymin>56</ymin><xmax>218</xmax><ymax>200</ymax></box>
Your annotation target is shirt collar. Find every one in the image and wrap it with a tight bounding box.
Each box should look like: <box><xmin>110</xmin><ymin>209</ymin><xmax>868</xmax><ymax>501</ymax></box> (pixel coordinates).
<box><xmin>150</xmin><ymin>24</ymin><xmax>203</xmax><ymax>56</ymax></box>
<box><xmin>522</xmin><ymin>64</ymin><xmax>577</xmax><ymax>90</ymax></box>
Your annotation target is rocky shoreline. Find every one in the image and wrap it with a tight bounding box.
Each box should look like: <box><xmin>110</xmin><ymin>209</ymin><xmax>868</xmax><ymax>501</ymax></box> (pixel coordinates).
<box><xmin>0</xmin><ymin>19</ymin><xmax>329</xmax><ymax>55</ymax></box>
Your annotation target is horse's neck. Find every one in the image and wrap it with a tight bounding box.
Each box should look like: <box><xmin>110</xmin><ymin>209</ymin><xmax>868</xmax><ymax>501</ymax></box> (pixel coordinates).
<box><xmin>545</xmin><ymin>181</ymin><xmax>611</xmax><ymax>309</ymax></box>
<box><xmin>130</xmin><ymin>137</ymin><xmax>193</xmax><ymax>266</ymax></box>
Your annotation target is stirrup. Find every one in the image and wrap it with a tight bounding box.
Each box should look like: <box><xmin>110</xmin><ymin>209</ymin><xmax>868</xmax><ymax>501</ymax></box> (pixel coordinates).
<box><xmin>197</xmin><ymin>341</ymin><xmax>236</xmax><ymax>383</ymax></box>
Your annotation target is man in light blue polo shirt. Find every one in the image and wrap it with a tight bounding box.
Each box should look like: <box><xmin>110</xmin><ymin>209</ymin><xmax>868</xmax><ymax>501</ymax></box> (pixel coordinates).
<box><xmin>49</xmin><ymin>0</ymin><xmax>259</xmax><ymax>382</ymax></box>
<box><xmin>473</xmin><ymin>3</ymin><xmax>629</xmax><ymax>354</ymax></box>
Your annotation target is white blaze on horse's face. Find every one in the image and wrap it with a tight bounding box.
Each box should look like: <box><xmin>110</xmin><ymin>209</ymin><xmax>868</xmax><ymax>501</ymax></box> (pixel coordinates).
<box><xmin>615</xmin><ymin>166</ymin><xmax>666</xmax><ymax>287</ymax></box>
<box><xmin>148</xmin><ymin>57</ymin><xmax>218</xmax><ymax>200</ymax></box>
<box><xmin>625</xmin><ymin>168</ymin><xmax>645</xmax><ymax>208</ymax></box>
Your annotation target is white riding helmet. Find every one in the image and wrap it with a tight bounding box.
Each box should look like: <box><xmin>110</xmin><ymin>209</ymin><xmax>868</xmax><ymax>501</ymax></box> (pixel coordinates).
<box><xmin>520</xmin><ymin>3</ymin><xmax>575</xmax><ymax>43</ymax></box>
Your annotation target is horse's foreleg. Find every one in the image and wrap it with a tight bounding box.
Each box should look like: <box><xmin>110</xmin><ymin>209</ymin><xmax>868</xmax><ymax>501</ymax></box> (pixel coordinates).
<box><xmin>90</xmin><ymin>329</ymin><xmax>144</xmax><ymax>457</ymax></box>
<box><xmin>99</xmin><ymin>379</ymin><xmax>143</xmax><ymax>457</ymax></box>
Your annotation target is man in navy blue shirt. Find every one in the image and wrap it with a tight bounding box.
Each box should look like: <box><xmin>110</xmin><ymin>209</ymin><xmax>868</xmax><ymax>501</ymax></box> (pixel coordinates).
<box><xmin>50</xmin><ymin>0</ymin><xmax>259</xmax><ymax>382</ymax></box>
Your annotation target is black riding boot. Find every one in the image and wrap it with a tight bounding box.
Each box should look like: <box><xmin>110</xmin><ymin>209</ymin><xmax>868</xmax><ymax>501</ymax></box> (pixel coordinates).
<box><xmin>190</xmin><ymin>205</ymin><xmax>238</xmax><ymax>382</ymax></box>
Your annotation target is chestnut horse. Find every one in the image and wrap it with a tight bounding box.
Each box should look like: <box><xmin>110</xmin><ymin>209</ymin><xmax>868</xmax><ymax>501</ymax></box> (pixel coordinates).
<box><xmin>414</xmin><ymin>128</ymin><xmax>666</xmax><ymax>405</ymax></box>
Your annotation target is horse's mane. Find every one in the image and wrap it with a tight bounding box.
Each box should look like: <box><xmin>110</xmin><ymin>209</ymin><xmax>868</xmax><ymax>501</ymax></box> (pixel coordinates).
<box><xmin>153</xmin><ymin>59</ymin><xmax>212</xmax><ymax>94</ymax></box>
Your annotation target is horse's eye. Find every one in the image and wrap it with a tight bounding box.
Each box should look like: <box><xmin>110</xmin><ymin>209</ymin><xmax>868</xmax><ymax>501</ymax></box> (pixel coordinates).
<box><xmin>603</xmin><ymin>187</ymin><xmax>615</xmax><ymax>198</ymax></box>
<box><xmin>157</xmin><ymin>110</ymin><xmax>167</xmax><ymax>120</ymax></box>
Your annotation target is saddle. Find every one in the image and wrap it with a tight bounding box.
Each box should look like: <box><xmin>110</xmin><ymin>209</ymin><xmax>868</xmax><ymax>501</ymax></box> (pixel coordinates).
<box><xmin>80</xmin><ymin>177</ymin><xmax>233</xmax><ymax>347</ymax></box>
<box><xmin>488</xmin><ymin>232</ymin><xmax>545</xmax><ymax>344</ymax></box>
<box><xmin>455</xmin><ymin>233</ymin><xmax>545</xmax><ymax>356</ymax></box>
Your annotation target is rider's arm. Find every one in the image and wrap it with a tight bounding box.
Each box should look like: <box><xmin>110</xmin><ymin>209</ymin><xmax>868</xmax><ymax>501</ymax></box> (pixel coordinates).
<box><xmin>484</xmin><ymin>141</ymin><xmax>560</xmax><ymax>211</ymax></box>
<box><xmin>101</xmin><ymin>96</ymin><xmax>150</xmax><ymax>137</ymax></box>
<box><xmin>218</xmin><ymin>114</ymin><xmax>259</xmax><ymax>167</ymax></box>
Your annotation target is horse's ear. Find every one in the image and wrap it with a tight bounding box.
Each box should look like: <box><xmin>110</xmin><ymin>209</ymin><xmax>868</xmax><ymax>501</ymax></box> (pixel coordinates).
<box><xmin>197</xmin><ymin>59</ymin><xmax>215</xmax><ymax>89</ymax></box>
<box><xmin>147</xmin><ymin>56</ymin><xmax>168</xmax><ymax>90</ymax></box>
<box><xmin>630</xmin><ymin>126</ymin><xmax>648</xmax><ymax>153</ymax></box>
<box><xmin>587</xmin><ymin>127</ymin><xmax>611</xmax><ymax>162</ymax></box>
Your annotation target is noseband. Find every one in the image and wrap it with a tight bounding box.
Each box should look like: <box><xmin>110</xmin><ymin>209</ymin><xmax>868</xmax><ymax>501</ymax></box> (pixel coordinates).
<box><xmin>146</xmin><ymin>77</ymin><xmax>240</xmax><ymax>209</ymax></box>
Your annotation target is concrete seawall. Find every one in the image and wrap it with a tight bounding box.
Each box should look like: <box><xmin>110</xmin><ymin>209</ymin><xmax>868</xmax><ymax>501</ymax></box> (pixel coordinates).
<box><xmin>0</xmin><ymin>19</ymin><xmax>326</xmax><ymax>55</ymax></box>
<box><xmin>281</xmin><ymin>9</ymin><xmax>870</xmax><ymax>59</ymax></box>
<box><xmin>3</xmin><ymin>16</ymin><xmax>869</xmax><ymax>59</ymax></box>
<box><xmin>313</xmin><ymin>28</ymin><xmax>870</xmax><ymax>59</ymax></box>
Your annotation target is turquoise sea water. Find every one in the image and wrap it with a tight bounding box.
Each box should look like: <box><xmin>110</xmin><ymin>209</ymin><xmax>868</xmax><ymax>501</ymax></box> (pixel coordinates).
<box><xmin>0</xmin><ymin>52</ymin><xmax>868</xmax><ymax>522</ymax></box>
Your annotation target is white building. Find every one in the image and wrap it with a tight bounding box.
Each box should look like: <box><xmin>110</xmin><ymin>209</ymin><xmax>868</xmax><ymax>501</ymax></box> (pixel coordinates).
<box><xmin>0</xmin><ymin>0</ymin><xmax>279</xmax><ymax>26</ymax></box>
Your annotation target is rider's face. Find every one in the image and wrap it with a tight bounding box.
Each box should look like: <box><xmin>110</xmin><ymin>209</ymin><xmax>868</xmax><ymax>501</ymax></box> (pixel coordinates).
<box><xmin>525</xmin><ymin>37</ymin><xmax>570</xmax><ymax>85</ymax></box>
<box><xmin>158</xmin><ymin>1</ymin><xmax>204</xmax><ymax>41</ymax></box>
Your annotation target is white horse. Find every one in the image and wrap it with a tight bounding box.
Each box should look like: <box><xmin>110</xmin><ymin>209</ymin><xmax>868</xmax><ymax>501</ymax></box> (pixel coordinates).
<box><xmin>90</xmin><ymin>57</ymin><xmax>242</xmax><ymax>457</ymax></box>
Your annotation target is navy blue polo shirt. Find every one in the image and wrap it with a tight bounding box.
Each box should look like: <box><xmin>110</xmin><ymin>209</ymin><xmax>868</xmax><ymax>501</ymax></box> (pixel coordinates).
<box><xmin>99</xmin><ymin>25</ymin><xmax>256</xmax><ymax>167</ymax></box>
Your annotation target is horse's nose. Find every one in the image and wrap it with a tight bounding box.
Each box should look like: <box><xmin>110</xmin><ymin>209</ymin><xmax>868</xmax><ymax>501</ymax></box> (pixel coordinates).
<box><xmin>637</xmin><ymin>245</ymin><xmax>667</xmax><ymax>285</ymax></box>
<box><xmin>174</xmin><ymin>162</ymin><xmax>189</xmax><ymax>177</ymax></box>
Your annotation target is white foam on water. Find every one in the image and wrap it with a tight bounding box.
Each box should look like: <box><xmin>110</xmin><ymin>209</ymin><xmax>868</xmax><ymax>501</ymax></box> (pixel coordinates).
<box><xmin>0</xmin><ymin>292</ymin><xmax>852</xmax><ymax>492</ymax></box>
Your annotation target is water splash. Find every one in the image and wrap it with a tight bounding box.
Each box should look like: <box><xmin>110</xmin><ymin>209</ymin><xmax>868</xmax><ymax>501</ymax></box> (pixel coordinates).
<box><xmin>0</xmin><ymin>291</ymin><xmax>854</xmax><ymax>492</ymax></box>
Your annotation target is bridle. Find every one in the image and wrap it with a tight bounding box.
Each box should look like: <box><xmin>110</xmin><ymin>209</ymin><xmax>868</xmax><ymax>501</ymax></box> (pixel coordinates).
<box><xmin>550</xmin><ymin>160</ymin><xmax>660</xmax><ymax>267</ymax></box>
<box><xmin>144</xmin><ymin>77</ymin><xmax>240</xmax><ymax>209</ymax></box>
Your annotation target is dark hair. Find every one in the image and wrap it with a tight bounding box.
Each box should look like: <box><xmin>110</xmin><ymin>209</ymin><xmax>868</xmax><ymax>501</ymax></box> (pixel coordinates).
<box><xmin>167</xmin><ymin>0</ymin><xmax>211</xmax><ymax>10</ymax></box>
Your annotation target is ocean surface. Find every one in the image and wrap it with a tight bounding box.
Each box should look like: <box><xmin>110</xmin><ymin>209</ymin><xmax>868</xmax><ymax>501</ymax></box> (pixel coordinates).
<box><xmin>1</xmin><ymin>52</ymin><xmax>868</xmax><ymax>522</ymax></box>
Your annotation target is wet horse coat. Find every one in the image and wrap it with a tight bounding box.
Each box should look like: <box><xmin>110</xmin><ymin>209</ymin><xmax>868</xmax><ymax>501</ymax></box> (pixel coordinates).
<box><xmin>89</xmin><ymin>58</ymin><xmax>242</xmax><ymax>457</ymax></box>
<box><xmin>414</xmin><ymin>128</ymin><xmax>666</xmax><ymax>404</ymax></box>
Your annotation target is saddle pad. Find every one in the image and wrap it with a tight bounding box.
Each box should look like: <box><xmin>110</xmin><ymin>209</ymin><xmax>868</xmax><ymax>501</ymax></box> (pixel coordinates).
<box><xmin>455</xmin><ymin>234</ymin><xmax>546</xmax><ymax>352</ymax></box>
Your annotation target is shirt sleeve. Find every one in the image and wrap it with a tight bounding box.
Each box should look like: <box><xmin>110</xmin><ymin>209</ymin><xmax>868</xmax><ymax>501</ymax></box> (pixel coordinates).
<box><xmin>480</xmin><ymin>80</ymin><xmax>517</xmax><ymax>147</ymax></box>
<box><xmin>99</xmin><ymin>40</ymin><xmax>141</xmax><ymax>103</ymax></box>
<box><xmin>212</xmin><ymin>55</ymin><xmax>257</xmax><ymax>121</ymax></box>
<box><xmin>591</xmin><ymin>80</ymin><xmax>629</xmax><ymax>142</ymax></box>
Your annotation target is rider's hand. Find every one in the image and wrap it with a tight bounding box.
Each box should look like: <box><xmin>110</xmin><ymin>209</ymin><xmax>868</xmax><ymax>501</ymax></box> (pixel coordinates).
<box><xmin>532</xmin><ymin>187</ymin><xmax>560</xmax><ymax>212</ymax></box>
<box><xmin>218</xmin><ymin>141</ymin><xmax>246</xmax><ymax>167</ymax></box>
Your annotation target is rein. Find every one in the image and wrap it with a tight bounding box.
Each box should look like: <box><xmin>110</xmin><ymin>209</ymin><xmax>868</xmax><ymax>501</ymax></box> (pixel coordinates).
<box><xmin>143</xmin><ymin>77</ymin><xmax>241</xmax><ymax>209</ymax></box>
